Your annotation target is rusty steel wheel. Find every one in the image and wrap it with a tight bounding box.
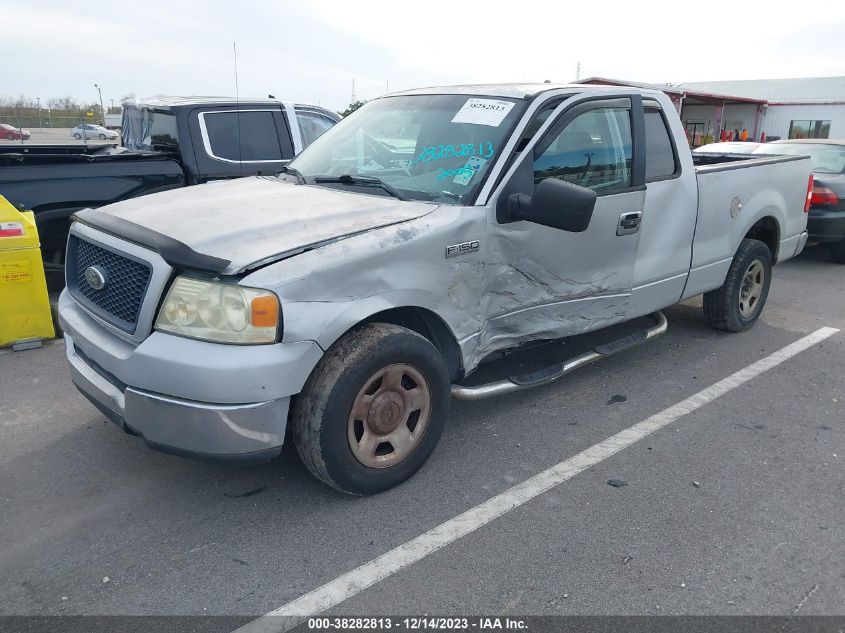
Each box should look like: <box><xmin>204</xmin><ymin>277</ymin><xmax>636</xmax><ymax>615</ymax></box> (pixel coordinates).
<box><xmin>347</xmin><ymin>363</ymin><xmax>432</xmax><ymax>468</ymax></box>
<box><xmin>292</xmin><ymin>323</ymin><xmax>450</xmax><ymax>495</ymax></box>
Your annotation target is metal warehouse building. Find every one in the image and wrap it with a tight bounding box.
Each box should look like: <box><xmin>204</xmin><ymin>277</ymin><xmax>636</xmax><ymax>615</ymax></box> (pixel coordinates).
<box><xmin>579</xmin><ymin>76</ymin><xmax>845</xmax><ymax>147</ymax></box>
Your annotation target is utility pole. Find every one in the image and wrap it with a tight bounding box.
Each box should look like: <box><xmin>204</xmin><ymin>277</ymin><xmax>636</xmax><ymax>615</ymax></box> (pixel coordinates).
<box><xmin>36</xmin><ymin>97</ymin><xmax>42</xmax><ymax>130</ymax></box>
<box><xmin>94</xmin><ymin>83</ymin><xmax>105</xmax><ymax>125</ymax></box>
<box><xmin>351</xmin><ymin>79</ymin><xmax>357</xmax><ymax>104</ymax></box>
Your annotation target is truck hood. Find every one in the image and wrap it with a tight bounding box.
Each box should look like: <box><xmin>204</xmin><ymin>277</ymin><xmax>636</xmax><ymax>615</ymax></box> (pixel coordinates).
<box><xmin>90</xmin><ymin>176</ymin><xmax>437</xmax><ymax>274</ymax></box>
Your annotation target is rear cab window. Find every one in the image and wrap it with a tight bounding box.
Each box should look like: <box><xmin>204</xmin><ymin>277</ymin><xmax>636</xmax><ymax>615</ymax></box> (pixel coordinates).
<box><xmin>643</xmin><ymin>103</ymin><xmax>679</xmax><ymax>181</ymax></box>
<box><xmin>200</xmin><ymin>110</ymin><xmax>283</xmax><ymax>162</ymax></box>
<box><xmin>122</xmin><ymin>107</ymin><xmax>180</xmax><ymax>151</ymax></box>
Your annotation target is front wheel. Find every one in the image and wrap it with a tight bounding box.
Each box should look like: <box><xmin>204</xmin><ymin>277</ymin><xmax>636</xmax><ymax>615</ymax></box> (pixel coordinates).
<box><xmin>98</xmin><ymin>134</ymin><xmax>106</xmax><ymax>140</ymax></box>
<box><xmin>703</xmin><ymin>238</ymin><xmax>772</xmax><ymax>332</ymax></box>
<box><xmin>5</xmin><ymin>133</ymin><xmax>14</xmax><ymax>140</ymax></box>
<box><xmin>73</xmin><ymin>133</ymin><xmax>81</xmax><ymax>139</ymax></box>
<box><xmin>292</xmin><ymin>323</ymin><xmax>450</xmax><ymax>495</ymax></box>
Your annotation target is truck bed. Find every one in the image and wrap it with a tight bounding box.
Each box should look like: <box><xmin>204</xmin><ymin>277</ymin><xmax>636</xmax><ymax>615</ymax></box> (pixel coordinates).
<box><xmin>0</xmin><ymin>144</ymin><xmax>171</xmax><ymax>165</ymax></box>
<box><xmin>0</xmin><ymin>148</ymin><xmax>183</xmax><ymax>258</ymax></box>
<box><xmin>683</xmin><ymin>153</ymin><xmax>812</xmax><ymax>299</ymax></box>
<box><xmin>690</xmin><ymin>152</ymin><xmax>758</xmax><ymax>168</ymax></box>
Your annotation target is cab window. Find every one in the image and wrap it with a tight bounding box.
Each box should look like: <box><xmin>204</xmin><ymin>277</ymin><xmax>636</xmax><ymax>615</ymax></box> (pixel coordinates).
<box><xmin>202</xmin><ymin>111</ymin><xmax>283</xmax><ymax>162</ymax></box>
<box><xmin>644</xmin><ymin>108</ymin><xmax>677</xmax><ymax>180</ymax></box>
<box><xmin>296</xmin><ymin>110</ymin><xmax>336</xmax><ymax>147</ymax></box>
<box><xmin>534</xmin><ymin>108</ymin><xmax>632</xmax><ymax>192</ymax></box>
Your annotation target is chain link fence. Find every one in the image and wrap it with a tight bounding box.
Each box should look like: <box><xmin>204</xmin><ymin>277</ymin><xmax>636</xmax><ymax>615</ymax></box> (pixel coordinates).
<box><xmin>1</xmin><ymin>115</ymin><xmax>111</xmax><ymax>129</ymax></box>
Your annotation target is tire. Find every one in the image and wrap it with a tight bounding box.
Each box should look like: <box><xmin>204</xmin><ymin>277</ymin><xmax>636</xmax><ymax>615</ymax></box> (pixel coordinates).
<box><xmin>98</xmin><ymin>134</ymin><xmax>106</xmax><ymax>140</ymax></box>
<box><xmin>292</xmin><ymin>323</ymin><xmax>450</xmax><ymax>495</ymax></box>
<box><xmin>73</xmin><ymin>133</ymin><xmax>81</xmax><ymax>139</ymax></box>
<box><xmin>830</xmin><ymin>239</ymin><xmax>845</xmax><ymax>264</ymax></box>
<box><xmin>5</xmin><ymin>133</ymin><xmax>14</xmax><ymax>140</ymax></box>
<box><xmin>703</xmin><ymin>238</ymin><xmax>772</xmax><ymax>332</ymax></box>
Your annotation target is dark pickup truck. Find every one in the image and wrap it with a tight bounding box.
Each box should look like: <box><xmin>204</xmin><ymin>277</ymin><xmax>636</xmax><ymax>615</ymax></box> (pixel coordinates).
<box><xmin>0</xmin><ymin>97</ymin><xmax>339</xmax><ymax>267</ymax></box>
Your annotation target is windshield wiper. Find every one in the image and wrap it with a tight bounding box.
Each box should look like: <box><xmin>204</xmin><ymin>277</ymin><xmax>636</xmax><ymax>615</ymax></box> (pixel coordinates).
<box><xmin>313</xmin><ymin>174</ymin><xmax>408</xmax><ymax>201</ymax></box>
<box><xmin>277</xmin><ymin>164</ymin><xmax>306</xmax><ymax>184</ymax></box>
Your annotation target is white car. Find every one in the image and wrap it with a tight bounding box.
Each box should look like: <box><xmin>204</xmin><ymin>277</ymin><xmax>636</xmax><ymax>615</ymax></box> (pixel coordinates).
<box><xmin>71</xmin><ymin>124</ymin><xmax>118</xmax><ymax>140</ymax></box>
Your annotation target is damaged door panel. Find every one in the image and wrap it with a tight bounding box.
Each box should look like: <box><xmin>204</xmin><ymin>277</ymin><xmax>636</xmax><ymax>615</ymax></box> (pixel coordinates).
<box><xmin>472</xmin><ymin>97</ymin><xmax>646</xmax><ymax>366</ymax></box>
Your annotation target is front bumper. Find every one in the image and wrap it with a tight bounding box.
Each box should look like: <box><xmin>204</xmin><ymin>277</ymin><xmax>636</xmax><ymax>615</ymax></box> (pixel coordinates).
<box><xmin>66</xmin><ymin>334</ymin><xmax>289</xmax><ymax>461</ymax></box>
<box><xmin>59</xmin><ymin>290</ymin><xmax>324</xmax><ymax>462</ymax></box>
<box><xmin>807</xmin><ymin>208</ymin><xmax>845</xmax><ymax>243</ymax></box>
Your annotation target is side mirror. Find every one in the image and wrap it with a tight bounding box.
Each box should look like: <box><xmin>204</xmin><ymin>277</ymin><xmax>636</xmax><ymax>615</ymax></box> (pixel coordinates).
<box><xmin>507</xmin><ymin>178</ymin><xmax>597</xmax><ymax>232</ymax></box>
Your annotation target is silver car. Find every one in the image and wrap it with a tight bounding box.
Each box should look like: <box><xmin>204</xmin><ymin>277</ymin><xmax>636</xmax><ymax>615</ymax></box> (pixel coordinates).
<box><xmin>71</xmin><ymin>124</ymin><xmax>118</xmax><ymax>140</ymax></box>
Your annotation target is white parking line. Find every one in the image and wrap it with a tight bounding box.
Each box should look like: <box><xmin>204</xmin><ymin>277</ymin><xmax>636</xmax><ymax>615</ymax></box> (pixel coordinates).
<box><xmin>235</xmin><ymin>326</ymin><xmax>839</xmax><ymax>633</ymax></box>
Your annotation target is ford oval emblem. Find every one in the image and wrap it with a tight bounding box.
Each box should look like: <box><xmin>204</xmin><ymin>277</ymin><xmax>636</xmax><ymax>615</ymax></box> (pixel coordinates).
<box><xmin>84</xmin><ymin>265</ymin><xmax>107</xmax><ymax>290</ymax></box>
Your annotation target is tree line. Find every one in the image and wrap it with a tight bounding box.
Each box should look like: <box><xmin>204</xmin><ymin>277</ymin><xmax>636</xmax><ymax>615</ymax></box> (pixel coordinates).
<box><xmin>0</xmin><ymin>94</ymin><xmax>135</xmax><ymax>127</ymax></box>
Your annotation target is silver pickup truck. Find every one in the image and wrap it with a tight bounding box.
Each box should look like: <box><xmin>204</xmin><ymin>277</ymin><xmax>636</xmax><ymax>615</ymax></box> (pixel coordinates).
<box><xmin>58</xmin><ymin>83</ymin><xmax>812</xmax><ymax>495</ymax></box>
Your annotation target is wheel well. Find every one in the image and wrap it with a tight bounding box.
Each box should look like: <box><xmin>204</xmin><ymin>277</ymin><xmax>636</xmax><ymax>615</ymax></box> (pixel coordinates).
<box><xmin>745</xmin><ymin>216</ymin><xmax>780</xmax><ymax>262</ymax></box>
<box><xmin>363</xmin><ymin>307</ymin><xmax>464</xmax><ymax>382</ymax></box>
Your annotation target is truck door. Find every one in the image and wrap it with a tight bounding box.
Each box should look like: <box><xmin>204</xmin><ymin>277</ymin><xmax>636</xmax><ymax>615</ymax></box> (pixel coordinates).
<box><xmin>480</xmin><ymin>96</ymin><xmax>646</xmax><ymax>354</ymax></box>
<box><xmin>628</xmin><ymin>99</ymin><xmax>696</xmax><ymax>318</ymax></box>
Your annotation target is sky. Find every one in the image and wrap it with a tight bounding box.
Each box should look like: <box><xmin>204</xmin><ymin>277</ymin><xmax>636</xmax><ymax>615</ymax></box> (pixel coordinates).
<box><xmin>4</xmin><ymin>0</ymin><xmax>845</xmax><ymax>112</ymax></box>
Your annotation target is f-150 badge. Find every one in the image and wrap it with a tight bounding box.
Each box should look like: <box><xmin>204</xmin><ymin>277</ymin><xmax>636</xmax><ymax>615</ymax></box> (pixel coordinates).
<box><xmin>445</xmin><ymin>240</ymin><xmax>480</xmax><ymax>258</ymax></box>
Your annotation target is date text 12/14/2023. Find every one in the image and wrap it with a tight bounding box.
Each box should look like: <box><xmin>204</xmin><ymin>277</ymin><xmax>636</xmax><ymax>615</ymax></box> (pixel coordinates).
<box><xmin>307</xmin><ymin>616</ymin><xmax>528</xmax><ymax>630</ymax></box>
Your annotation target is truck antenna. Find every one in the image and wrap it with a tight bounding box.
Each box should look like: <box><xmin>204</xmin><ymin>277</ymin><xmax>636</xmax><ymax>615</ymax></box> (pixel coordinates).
<box><xmin>234</xmin><ymin>41</ymin><xmax>243</xmax><ymax>177</ymax></box>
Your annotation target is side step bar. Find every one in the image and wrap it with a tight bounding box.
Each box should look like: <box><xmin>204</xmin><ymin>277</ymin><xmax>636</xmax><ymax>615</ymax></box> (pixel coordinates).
<box><xmin>451</xmin><ymin>311</ymin><xmax>668</xmax><ymax>401</ymax></box>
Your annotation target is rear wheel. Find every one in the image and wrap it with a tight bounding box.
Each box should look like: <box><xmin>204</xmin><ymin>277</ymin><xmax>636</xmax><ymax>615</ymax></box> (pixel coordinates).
<box><xmin>703</xmin><ymin>238</ymin><xmax>772</xmax><ymax>332</ymax></box>
<box><xmin>830</xmin><ymin>239</ymin><xmax>845</xmax><ymax>264</ymax></box>
<box><xmin>292</xmin><ymin>323</ymin><xmax>450</xmax><ymax>495</ymax></box>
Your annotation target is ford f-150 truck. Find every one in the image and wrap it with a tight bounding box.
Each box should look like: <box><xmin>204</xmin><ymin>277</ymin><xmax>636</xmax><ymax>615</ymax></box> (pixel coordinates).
<box><xmin>0</xmin><ymin>97</ymin><xmax>339</xmax><ymax>269</ymax></box>
<box><xmin>58</xmin><ymin>84</ymin><xmax>812</xmax><ymax>495</ymax></box>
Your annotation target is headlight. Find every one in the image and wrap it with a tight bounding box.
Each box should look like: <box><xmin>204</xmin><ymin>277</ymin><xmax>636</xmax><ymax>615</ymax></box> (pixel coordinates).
<box><xmin>155</xmin><ymin>276</ymin><xmax>280</xmax><ymax>344</ymax></box>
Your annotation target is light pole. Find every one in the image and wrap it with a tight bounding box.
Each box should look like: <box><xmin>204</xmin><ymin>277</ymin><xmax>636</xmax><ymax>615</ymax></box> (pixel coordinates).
<box><xmin>94</xmin><ymin>83</ymin><xmax>105</xmax><ymax>126</ymax></box>
<box><xmin>36</xmin><ymin>97</ymin><xmax>42</xmax><ymax>130</ymax></box>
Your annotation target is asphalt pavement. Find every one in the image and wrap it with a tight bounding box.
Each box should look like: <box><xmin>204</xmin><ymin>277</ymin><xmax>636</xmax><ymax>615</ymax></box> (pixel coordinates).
<box><xmin>1</xmin><ymin>245</ymin><xmax>843</xmax><ymax>624</ymax></box>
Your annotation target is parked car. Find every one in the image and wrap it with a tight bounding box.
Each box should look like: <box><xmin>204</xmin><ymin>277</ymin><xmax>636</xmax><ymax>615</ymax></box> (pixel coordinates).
<box><xmin>693</xmin><ymin>141</ymin><xmax>761</xmax><ymax>154</ymax></box>
<box><xmin>58</xmin><ymin>84</ymin><xmax>811</xmax><ymax>495</ymax></box>
<box><xmin>753</xmin><ymin>139</ymin><xmax>845</xmax><ymax>263</ymax></box>
<box><xmin>0</xmin><ymin>97</ymin><xmax>339</xmax><ymax>267</ymax></box>
<box><xmin>1</xmin><ymin>123</ymin><xmax>31</xmax><ymax>141</ymax></box>
<box><xmin>70</xmin><ymin>124</ymin><xmax>119</xmax><ymax>140</ymax></box>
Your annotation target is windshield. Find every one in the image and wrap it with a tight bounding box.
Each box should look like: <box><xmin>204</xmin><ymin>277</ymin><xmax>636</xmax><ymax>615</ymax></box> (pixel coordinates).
<box><xmin>753</xmin><ymin>143</ymin><xmax>845</xmax><ymax>174</ymax></box>
<box><xmin>288</xmin><ymin>94</ymin><xmax>526</xmax><ymax>204</ymax></box>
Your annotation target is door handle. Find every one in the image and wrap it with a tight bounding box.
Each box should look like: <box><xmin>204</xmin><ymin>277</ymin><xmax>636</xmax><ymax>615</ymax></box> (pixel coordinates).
<box><xmin>617</xmin><ymin>211</ymin><xmax>642</xmax><ymax>236</ymax></box>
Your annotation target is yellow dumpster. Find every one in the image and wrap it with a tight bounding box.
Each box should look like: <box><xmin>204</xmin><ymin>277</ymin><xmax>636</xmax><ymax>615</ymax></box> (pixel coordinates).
<box><xmin>0</xmin><ymin>195</ymin><xmax>55</xmax><ymax>349</ymax></box>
